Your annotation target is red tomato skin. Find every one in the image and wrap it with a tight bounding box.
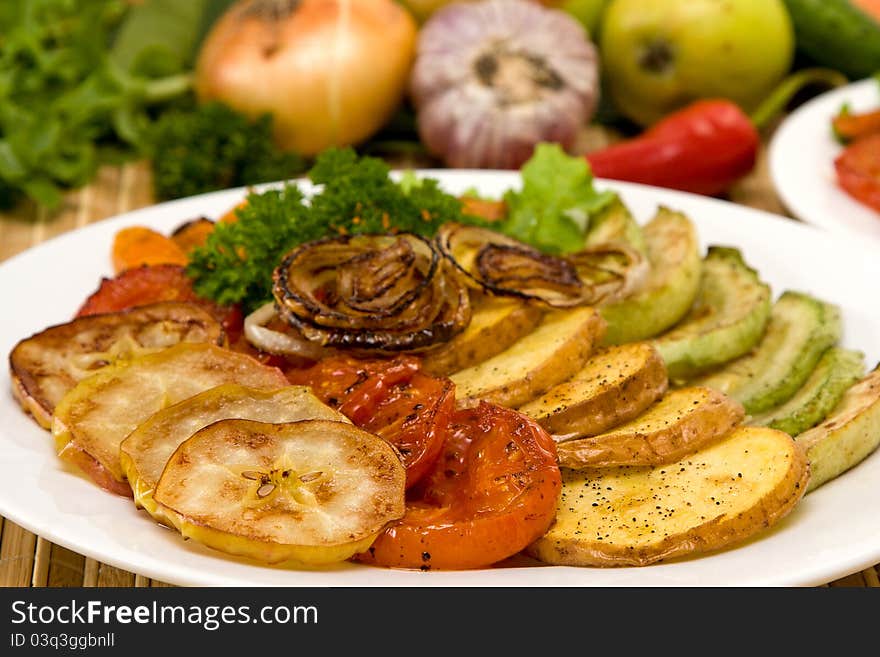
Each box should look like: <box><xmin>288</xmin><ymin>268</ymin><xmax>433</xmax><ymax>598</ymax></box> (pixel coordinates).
<box><xmin>287</xmin><ymin>357</ymin><xmax>451</xmax><ymax>489</ymax></box>
<box><xmin>359</xmin><ymin>403</ymin><xmax>561</xmax><ymax>570</ymax></box>
<box><xmin>835</xmin><ymin>134</ymin><xmax>880</xmax><ymax>213</ymax></box>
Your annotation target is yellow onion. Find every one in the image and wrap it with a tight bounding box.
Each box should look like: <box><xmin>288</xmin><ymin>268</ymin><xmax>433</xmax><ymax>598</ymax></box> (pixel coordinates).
<box><xmin>272</xmin><ymin>233</ymin><xmax>471</xmax><ymax>353</ymax></box>
<box><xmin>410</xmin><ymin>0</ymin><xmax>600</xmax><ymax>169</ymax></box>
<box><xmin>195</xmin><ymin>0</ymin><xmax>417</xmax><ymax>155</ymax></box>
<box><xmin>437</xmin><ymin>223</ymin><xmax>648</xmax><ymax>308</ymax></box>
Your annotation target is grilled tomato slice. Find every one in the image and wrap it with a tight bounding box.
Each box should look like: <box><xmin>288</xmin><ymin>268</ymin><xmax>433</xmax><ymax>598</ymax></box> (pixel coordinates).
<box><xmin>287</xmin><ymin>356</ymin><xmax>454</xmax><ymax>488</ymax></box>
<box><xmin>357</xmin><ymin>402</ymin><xmax>561</xmax><ymax>570</ymax></box>
<box><xmin>153</xmin><ymin>419</ymin><xmax>406</xmax><ymax>565</ymax></box>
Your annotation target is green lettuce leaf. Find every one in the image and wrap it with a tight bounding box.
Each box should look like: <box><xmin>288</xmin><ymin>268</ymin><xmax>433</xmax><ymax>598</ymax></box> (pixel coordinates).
<box><xmin>499</xmin><ymin>143</ymin><xmax>616</xmax><ymax>254</ymax></box>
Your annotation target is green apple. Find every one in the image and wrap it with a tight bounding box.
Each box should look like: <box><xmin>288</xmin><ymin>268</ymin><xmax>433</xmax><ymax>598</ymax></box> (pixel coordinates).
<box><xmin>599</xmin><ymin>0</ymin><xmax>795</xmax><ymax>126</ymax></box>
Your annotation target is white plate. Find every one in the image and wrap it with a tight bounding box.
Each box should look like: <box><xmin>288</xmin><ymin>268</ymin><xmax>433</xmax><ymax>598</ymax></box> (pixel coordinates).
<box><xmin>2</xmin><ymin>172</ymin><xmax>879</xmax><ymax>587</ymax></box>
<box><xmin>769</xmin><ymin>77</ymin><xmax>880</xmax><ymax>241</ymax></box>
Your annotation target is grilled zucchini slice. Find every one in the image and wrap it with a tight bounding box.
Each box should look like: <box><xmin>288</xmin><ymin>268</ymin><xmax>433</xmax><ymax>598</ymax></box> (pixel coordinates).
<box><xmin>154</xmin><ymin>419</ymin><xmax>406</xmax><ymax>565</ymax></box>
<box><xmin>518</xmin><ymin>343</ymin><xmax>668</xmax><ymax>438</ymax></box>
<box><xmin>583</xmin><ymin>197</ymin><xmax>648</xmax><ymax>257</ymax></box>
<box><xmin>600</xmin><ymin>207</ymin><xmax>702</xmax><ymax>345</ymax></box>
<box><xmin>528</xmin><ymin>426</ymin><xmax>809</xmax><ymax>567</ymax></box>
<box><xmin>9</xmin><ymin>302</ymin><xmax>222</xmax><ymax>428</ymax></box>
<box><xmin>555</xmin><ymin>386</ymin><xmax>744</xmax><ymax>468</ymax></box>
<box><xmin>796</xmin><ymin>365</ymin><xmax>880</xmax><ymax>492</ymax></box>
<box><xmin>750</xmin><ymin>348</ymin><xmax>865</xmax><ymax>437</ymax></box>
<box><xmin>120</xmin><ymin>384</ymin><xmax>348</xmax><ymax>524</ymax></box>
<box><xmin>653</xmin><ymin>247</ymin><xmax>771</xmax><ymax>381</ymax></box>
<box><xmin>696</xmin><ymin>291</ymin><xmax>842</xmax><ymax>414</ymax></box>
<box><xmin>52</xmin><ymin>343</ymin><xmax>287</xmax><ymax>494</ymax></box>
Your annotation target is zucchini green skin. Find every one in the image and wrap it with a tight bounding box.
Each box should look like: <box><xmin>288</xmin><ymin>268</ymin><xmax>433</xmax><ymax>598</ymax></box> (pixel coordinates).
<box><xmin>696</xmin><ymin>291</ymin><xmax>842</xmax><ymax>414</ymax></box>
<box><xmin>653</xmin><ymin>246</ymin><xmax>771</xmax><ymax>381</ymax></box>
<box><xmin>750</xmin><ymin>347</ymin><xmax>865</xmax><ymax>436</ymax></box>
<box><xmin>600</xmin><ymin>207</ymin><xmax>701</xmax><ymax>345</ymax></box>
<box><xmin>584</xmin><ymin>197</ymin><xmax>648</xmax><ymax>257</ymax></box>
<box><xmin>797</xmin><ymin>365</ymin><xmax>880</xmax><ymax>492</ymax></box>
<box><xmin>783</xmin><ymin>0</ymin><xmax>880</xmax><ymax>79</ymax></box>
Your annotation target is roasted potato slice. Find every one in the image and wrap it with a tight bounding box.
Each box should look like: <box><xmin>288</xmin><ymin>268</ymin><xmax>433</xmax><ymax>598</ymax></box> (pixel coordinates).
<box><xmin>154</xmin><ymin>419</ymin><xmax>406</xmax><ymax>565</ymax></box>
<box><xmin>528</xmin><ymin>426</ymin><xmax>809</xmax><ymax>567</ymax></box>
<box><xmin>555</xmin><ymin>387</ymin><xmax>744</xmax><ymax>468</ymax></box>
<box><xmin>450</xmin><ymin>306</ymin><xmax>606</xmax><ymax>408</ymax></box>
<box><xmin>120</xmin><ymin>384</ymin><xmax>348</xmax><ymax>524</ymax></box>
<box><xmin>52</xmin><ymin>343</ymin><xmax>287</xmax><ymax>494</ymax></box>
<box><xmin>518</xmin><ymin>343</ymin><xmax>668</xmax><ymax>438</ymax></box>
<box><xmin>796</xmin><ymin>365</ymin><xmax>880</xmax><ymax>492</ymax></box>
<box><xmin>9</xmin><ymin>302</ymin><xmax>222</xmax><ymax>428</ymax></box>
<box><xmin>420</xmin><ymin>294</ymin><xmax>543</xmax><ymax>376</ymax></box>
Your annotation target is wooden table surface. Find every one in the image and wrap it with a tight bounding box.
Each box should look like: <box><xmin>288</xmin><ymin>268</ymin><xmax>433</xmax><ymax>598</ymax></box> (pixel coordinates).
<box><xmin>1</xmin><ymin>131</ymin><xmax>878</xmax><ymax>588</ymax></box>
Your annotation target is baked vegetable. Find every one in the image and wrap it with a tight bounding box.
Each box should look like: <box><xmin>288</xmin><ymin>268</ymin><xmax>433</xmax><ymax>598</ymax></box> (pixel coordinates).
<box><xmin>437</xmin><ymin>223</ymin><xmax>648</xmax><ymax>308</ymax></box>
<box><xmin>750</xmin><ymin>348</ymin><xmax>865</xmax><ymax>436</ymax></box>
<box><xmin>583</xmin><ymin>196</ymin><xmax>648</xmax><ymax>257</ymax></box>
<box><xmin>356</xmin><ymin>402</ymin><xmax>560</xmax><ymax>570</ymax></box>
<box><xmin>555</xmin><ymin>387</ymin><xmax>744</xmax><ymax>468</ymax></box>
<box><xmin>52</xmin><ymin>343</ymin><xmax>287</xmax><ymax>495</ymax></box>
<box><xmin>450</xmin><ymin>307</ymin><xmax>606</xmax><ymax>408</ymax></box>
<box><xmin>10</xmin><ymin>302</ymin><xmax>222</xmax><ymax>429</ymax></box>
<box><xmin>517</xmin><ymin>342</ymin><xmax>668</xmax><ymax>438</ymax></box>
<box><xmin>528</xmin><ymin>426</ymin><xmax>809</xmax><ymax>567</ymax></box>
<box><xmin>653</xmin><ymin>246</ymin><xmax>771</xmax><ymax>381</ymax></box>
<box><xmin>796</xmin><ymin>365</ymin><xmax>880</xmax><ymax>492</ymax></box>
<box><xmin>600</xmin><ymin>207</ymin><xmax>702</xmax><ymax>345</ymax></box>
<box><xmin>120</xmin><ymin>384</ymin><xmax>348</xmax><ymax>525</ymax></box>
<box><xmin>272</xmin><ymin>232</ymin><xmax>471</xmax><ymax>353</ymax></box>
<box><xmin>696</xmin><ymin>291</ymin><xmax>842</xmax><ymax>414</ymax></box>
<box><xmin>154</xmin><ymin>419</ymin><xmax>406</xmax><ymax>565</ymax></box>
<box><xmin>420</xmin><ymin>294</ymin><xmax>544</xmax><ymax>376</ymax></box>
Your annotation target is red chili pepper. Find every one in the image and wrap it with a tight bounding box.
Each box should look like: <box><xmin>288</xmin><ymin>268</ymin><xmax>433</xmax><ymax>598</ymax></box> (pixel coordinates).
<box><xmin>585</xmin><ymin>68</ymin><xmax>849</xmax><ymax>197</ymax></box>
<box><xmin>585</xmin><ymin>99</ymin><xmax>759</xmax><ymax>197</ymax></box>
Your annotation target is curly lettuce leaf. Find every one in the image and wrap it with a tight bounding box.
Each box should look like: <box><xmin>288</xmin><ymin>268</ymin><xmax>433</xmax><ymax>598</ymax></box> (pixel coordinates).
<box><xmin>500</xmin><ymin>143</ymin><xmax>616</xmax><ymax>254</ymax></box>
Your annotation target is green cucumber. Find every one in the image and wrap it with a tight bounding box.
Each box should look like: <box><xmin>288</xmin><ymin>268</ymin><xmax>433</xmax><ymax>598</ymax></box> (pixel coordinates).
<box><xmin>695</xmin><ymin>291</ymin><xmax>842</xmax><ymax>414</ymax></box>
<box><xmin>750</xmin><ymin>347</ymin><xmax>865</xmax><ymax>436</ymax></box>
<box><xmin>600</xmin><ymin>207</ymin><xmax>701</xmax><ymax>346</ymax></box>
<box><xmin>652</xmin><ymin>247</ymin><xmax>771</xmax><ymax>381</ymax></box>
<box><xmin>783</xmin><ymin>0</ymin><xmax>880</xmax><ymax>79</ymax></box>
<box><xmin>584</xmin><ymin>197</ymin><xmax>647</xmax><ymax>257</ymax></box>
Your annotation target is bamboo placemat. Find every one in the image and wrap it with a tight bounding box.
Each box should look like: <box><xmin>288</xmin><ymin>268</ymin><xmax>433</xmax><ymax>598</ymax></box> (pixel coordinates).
<box><xmin>1</xmin><ymin>132</ymin><xmax>878</xmax><ymax>588</ymax></box>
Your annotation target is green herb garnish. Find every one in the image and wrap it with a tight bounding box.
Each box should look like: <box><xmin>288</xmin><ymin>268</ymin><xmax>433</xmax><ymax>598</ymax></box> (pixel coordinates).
<box><xmin>498</xmin><ymin>143</ymin><xmax>617</xmax><ymax>254</ymax></box>
<box><xmin>187</xmin><ymin>148</ymin><xmax>487</xmax><ymax>312</ymax></box>
<box><xmin>150</xmin><ymin>102</ymin><xmax>309</xmax><ymax>201</ymax></box>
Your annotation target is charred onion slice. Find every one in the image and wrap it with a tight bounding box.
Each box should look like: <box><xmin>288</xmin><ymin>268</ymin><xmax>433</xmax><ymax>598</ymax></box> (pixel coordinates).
<box><xmin>437</xmin><ymin>223</ymin><xmax>647</xmax><ymax>308</ymax></box>
<box><xmin>272</xmin><ymin>233</ymin><xmax>471</xmax><ymax>352</ymax></box>
<box><xmin>243</xmin><ymin>303</ymin><xmax>333</xmax><ymax>360</ymax></box>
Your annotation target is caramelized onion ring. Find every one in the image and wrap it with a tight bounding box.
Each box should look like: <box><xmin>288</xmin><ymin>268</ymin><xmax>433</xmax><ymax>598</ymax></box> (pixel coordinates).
<box><xmin>272</xmin><ymin>233</ymin><xmax>471</xmax><ymax>353</ymax></box>
<box><xmin>437</xmin><ymin>223</ymin><xmax>647</xmax><ymax>308</ymax></box>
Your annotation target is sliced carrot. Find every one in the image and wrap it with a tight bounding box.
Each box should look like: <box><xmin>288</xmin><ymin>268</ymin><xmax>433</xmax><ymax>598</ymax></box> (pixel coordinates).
<box><xmin>111</xmin><ymin>226</ymin><xmax>188</xmax><ymax>274</ymax></box>
<box><xmin>460</xmin><ymin>196</ymin><xmax>507</xmax><ymax>222</ymax></box>
<box><xmin>218</xmin><ymin>200</ymin><xmax>248</xmax><ymax>224</ymax></box>
<box><xmin>171</xmin><ymin>217</ymin><xmax>215</xmax><ymax>254</ymax></box>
